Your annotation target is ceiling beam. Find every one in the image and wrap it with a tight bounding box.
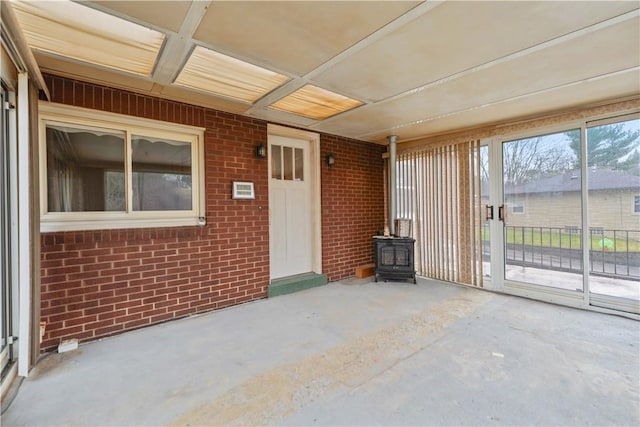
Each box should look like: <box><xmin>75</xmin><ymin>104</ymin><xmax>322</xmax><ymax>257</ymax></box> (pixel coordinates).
<box><xmin>152</xmin><ymin>1</ymin><xmax>212</xmax><ymax>85</ymax></box>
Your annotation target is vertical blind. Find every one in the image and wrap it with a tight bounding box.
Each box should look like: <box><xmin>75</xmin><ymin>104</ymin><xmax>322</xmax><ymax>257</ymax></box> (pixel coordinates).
<box><xmin>396</xmin><ymin>139</ymin><xmax>483</xmax><ymax>287</ymax></box>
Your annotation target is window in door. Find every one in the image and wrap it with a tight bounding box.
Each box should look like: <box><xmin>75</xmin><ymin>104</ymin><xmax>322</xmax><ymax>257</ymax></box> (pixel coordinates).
<box><xmin>271</xmin><ymin>144</ymin><xmax>303</xmax><ymax>181</ymax></box>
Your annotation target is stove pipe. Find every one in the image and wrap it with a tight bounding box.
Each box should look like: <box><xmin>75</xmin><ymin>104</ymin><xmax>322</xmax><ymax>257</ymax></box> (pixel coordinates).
<box><xmin>388</xmin><ymin>135</ymin><xmax>398</xmax><ymax>235</ymax></box>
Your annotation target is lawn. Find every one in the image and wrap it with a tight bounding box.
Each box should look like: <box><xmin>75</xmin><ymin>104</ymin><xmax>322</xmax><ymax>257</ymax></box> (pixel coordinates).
<box><xmin>480</xmin><ymin>226</ymin><xmax>640</xmax><ymax>252</ymax></box>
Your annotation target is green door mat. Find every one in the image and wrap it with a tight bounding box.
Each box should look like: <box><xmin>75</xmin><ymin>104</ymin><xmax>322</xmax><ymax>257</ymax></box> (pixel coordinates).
<box><xmin>268</xmin><ymin>273</ymin><xmax>328</xmax><ymax>297</ymax></box>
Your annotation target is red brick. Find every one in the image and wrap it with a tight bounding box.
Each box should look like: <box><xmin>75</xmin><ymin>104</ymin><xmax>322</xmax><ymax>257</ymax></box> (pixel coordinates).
<box><xmin>124</xmin><ymin>318</ymin><xmax>151</xmax><ymax>329</ymax></box>
<box><xmin>95</xmin><ymin>324</ymin><xmax>124</xmax><ymax>336</ymax></box>
<box><xmin>98</xmin><ymin>309</ymin><xmax>127</xmax><ymax>321</ymax></box>
<box><xmin>48</xmin><ymin>310</ymin><xmax>84</xmax><ymax>324</ymax></box>
<box><xmin>128</xmin><ymin>290</ymin><xmax>154</xmax><ymax>300</ymax></box>
<box><xmin>84</xmin><ymin>305</ymin><xmax>116</xmax><ymax>316</ymax></box>
<box><xmin>142</xmin><ymin>308</ymin><xmax>167</xmax><ymax>318</ymax></box>
<box><xmin>115</xmin><ymin>313</ymin><xmax>143</xmax><ymax>324</ymax></box>
<box><xmin>65</xmin><ymin>315</ymin><xmax>98</xmax><ymax>328</ymax></box>
<box><xmin>115</xmin><ymin>285</ymin><xmax>142</xmax><ymax>296</ymax></box>
<box><xmin>150</xmin><ymin>312</ymin><xmax>174</xmax><ymax>323</ymax></box>
<box><xmin>142</xmin><ymin>295</ymin><xmax>167</xmax><ymax>304</ymax></box>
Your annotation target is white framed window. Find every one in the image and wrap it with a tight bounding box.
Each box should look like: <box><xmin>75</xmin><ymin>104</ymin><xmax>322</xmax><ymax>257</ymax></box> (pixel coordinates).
<box><xmin>39</xmin><ymin>102</ymin><xmax>205</xmax><ymax>232</ymax></box>
<box><xmin>511</xmin><ymin>203</ymin><xmax>525</xmax><ymax>214</ymax></box>
<box><xmin>634</xmin><ymin>195</ymin><xmax>640</xmax><ymax>214</ymax></box>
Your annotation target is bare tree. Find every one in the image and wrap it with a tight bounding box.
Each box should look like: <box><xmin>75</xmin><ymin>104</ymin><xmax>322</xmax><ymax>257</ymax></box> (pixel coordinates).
<box><xmin>503</xmin><ymin>137</ymin><xmax>573</xmax><ymax>186</ymax></box>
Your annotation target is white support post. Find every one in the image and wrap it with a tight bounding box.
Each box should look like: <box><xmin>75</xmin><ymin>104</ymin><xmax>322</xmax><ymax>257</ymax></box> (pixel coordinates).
<box><xmin>388</xmin><ymin>135</ymin><xmax>398</xmax><ymax>235</ymax></box>
<box><xmin>17</xmin><ymin>72</ymin><xmax>31</xmax><ymax>377</ymax></box>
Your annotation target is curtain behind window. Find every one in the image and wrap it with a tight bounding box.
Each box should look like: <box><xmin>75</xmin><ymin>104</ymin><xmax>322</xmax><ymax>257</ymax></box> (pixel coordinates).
<box><xmin>397</xmin><ymin>139</ymin><xmax>483</xmax><ymax>287</ymax></box>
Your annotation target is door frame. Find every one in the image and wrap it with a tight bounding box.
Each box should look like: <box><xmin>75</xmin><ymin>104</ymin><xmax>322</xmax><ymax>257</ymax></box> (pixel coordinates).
<box><xmin>493</xmin><ymin>123</ymin><xmax>591</xmax><ymax>308</ymax></box>
<box><xmin>267</xmin><ymin>124</ymin><xmax>322</xmax><ymax>278</ymax></box>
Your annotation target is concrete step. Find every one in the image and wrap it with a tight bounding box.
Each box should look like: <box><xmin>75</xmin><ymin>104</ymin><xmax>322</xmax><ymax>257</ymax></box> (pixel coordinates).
<box><xmin>268</xmin><ymin>273</ymin><xmax>328</xmax><ymax>297</ymax></box>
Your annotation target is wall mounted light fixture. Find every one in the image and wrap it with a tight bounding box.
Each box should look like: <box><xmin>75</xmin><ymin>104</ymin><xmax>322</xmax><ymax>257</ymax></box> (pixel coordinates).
<box><xmin>325</xmin><ymin>153</ymin><xmax>336</xmax><ymax>168</ymax></box>
<box><xmin>255</xmin><ymin>142</ymin><xmax>267</xmax><ymax>159</ymax></box>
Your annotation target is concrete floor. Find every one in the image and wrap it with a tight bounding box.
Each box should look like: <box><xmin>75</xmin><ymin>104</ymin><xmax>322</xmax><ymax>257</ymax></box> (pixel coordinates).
<box><xmin>3</xmin><ymin>277</ymin><xmax>639</xmax><ymax>426</ymax></box>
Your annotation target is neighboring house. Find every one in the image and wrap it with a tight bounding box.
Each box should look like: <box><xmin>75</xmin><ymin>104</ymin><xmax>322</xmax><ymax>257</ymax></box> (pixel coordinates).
<box><xmin>505</xmin><ymin>168</ymin><xmax>640</xmax><ymax>233</ymax></box>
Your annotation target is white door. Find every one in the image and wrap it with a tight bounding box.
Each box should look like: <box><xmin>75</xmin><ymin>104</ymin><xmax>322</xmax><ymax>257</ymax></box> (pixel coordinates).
<box><xmin>269</xmin><ymin>135</ymin><xmax>312</xmax><ymax>279</ymax></box>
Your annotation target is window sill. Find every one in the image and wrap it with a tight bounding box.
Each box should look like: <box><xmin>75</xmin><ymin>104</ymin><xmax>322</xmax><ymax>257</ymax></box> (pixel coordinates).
<box><xmin>40</xmin><ymin>216</ymin><xmax>206</xmax><ymax>233</ymax></box>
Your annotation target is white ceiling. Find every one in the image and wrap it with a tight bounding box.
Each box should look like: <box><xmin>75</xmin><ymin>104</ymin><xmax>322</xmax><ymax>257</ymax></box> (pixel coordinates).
<box><xmin>10</xmin><ymin>0</ymin><xmax>640</xmax><ymax>144</ymax></box>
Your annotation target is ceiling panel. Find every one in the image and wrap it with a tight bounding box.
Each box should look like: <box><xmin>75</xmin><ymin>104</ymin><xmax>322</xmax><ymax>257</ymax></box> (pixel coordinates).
<box><xmin>192</xmin><ymin>1</ymin><xmax>420</xmax><ymax>75</ymax></box>
<box><xmin>362</xmin><ymin>70</ymin><xmax>640</xmax><ymax>143</ymax></box>
<box><xmin>11</xmin><ymin>0</ymin><xmax>164</xmax><ymax>77</ymax></box>
<box><xmin>314</xmin><ymin>16</ymin><xmax>640</xmax><ymax>138</ymax></box>
<box><xmin>269</xmin><ymin>85</ymin><xmax>363</xmax><ymax>120</ymax></box>
<box><xmin>35</xmin><ymin>52</ymin><xmax>156</xmax><ymax>92</ymax></box>
<box><xmin>313</xmin><ymin>1</ymin><xmax>638</xmax><ymax>102</ymax></box>
<box><xmin>88</xmin><ymin>0</ymin><xmax>192</xmax><ymax>33</ymax></box>
<box><xmin>174</xmin><ymin>46</ymin><xmax>289</xmax><ymax>103</ymax></box>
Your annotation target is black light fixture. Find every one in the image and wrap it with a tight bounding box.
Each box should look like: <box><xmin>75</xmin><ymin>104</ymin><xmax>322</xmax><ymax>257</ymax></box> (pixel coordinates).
<box><xmin>325</xmin><ymin>153</ymin><xmax>336</xmax><ymax>168</ymax></box>
<box><xmin>255</xmin><ymin>142</ymin><xmax>267</xmax><ymax>159</ymax></box>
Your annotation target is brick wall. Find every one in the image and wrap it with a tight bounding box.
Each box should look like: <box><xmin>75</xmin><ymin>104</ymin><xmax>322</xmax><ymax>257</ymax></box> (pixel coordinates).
<box><xmin>321</xmin><ymin>134</ymin><xmax>386</xmax><ymax>280</ymax></box>
<box><xmin>39</xmin><ymin>75</ymin><xmax>385</xmax><ymax>351</ymax></box>
<box><xmin>40</xmin><ymin>227</ymin><xmax>268</xmax><ymax>347</ymax></box>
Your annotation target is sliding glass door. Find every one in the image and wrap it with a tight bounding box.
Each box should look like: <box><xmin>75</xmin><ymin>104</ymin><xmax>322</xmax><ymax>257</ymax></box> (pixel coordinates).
<box><xmin>482</xmin><ymin>114</ymin><xmax>639</xmax><ymax>314</ymax></box>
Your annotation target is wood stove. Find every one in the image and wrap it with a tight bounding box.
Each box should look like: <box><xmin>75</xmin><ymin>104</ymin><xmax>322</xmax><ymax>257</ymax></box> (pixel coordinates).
<box><xmin>373</xmin><ymin>237</ymin><xmax>416</xmax><ymax>283</ymax></box>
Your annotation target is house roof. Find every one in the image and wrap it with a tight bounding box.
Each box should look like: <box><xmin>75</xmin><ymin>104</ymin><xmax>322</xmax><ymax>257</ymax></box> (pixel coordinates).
<box><xmin>507</xmin><ymin>168</ymin><xmax>640</xmax><ymax>195</ymax></box>
<box><xmin>4</xmin><ymin>1</ymin><xmax>640</xmax><ymax>144</ymax></box>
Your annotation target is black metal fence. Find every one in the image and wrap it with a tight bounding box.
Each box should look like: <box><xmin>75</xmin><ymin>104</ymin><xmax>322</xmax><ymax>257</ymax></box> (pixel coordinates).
<box><xmin>481</xmin><ymin>225</ymin><xmax>640</xmax><ymax>281</ymax></box>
